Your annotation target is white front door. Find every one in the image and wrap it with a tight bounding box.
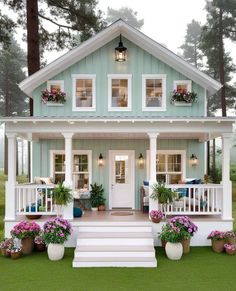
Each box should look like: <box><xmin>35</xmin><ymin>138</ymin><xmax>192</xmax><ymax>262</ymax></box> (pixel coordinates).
<box><xmin>109</xmin><ymin>150</ymin><xmax>135</xmax><ymax>209</ymax></box>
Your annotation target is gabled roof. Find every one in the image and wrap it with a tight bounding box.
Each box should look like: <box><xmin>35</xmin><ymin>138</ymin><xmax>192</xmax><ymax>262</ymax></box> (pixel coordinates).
<box><xmin>19</xmin><ymin>19</ymin><xmax>222</xmax><ymax>97</ymax></box>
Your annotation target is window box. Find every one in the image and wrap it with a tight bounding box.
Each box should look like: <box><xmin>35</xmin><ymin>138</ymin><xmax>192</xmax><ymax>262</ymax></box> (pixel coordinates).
<box><xmin>45</xmin><ymin>102</ymin><xmax>65</xmax><ymax>107</ymax></box>
<box><xmin>173</xmin><ymin>101</ymin><xmax>192</xmax><ymax>107</ymax></box>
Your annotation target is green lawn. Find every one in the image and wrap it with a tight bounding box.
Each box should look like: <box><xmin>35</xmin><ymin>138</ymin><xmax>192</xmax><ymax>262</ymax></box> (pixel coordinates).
<box><xmin>0</xmin><ymin>247</ymin><xmax>236</xmax><ymax>291</ymax></box>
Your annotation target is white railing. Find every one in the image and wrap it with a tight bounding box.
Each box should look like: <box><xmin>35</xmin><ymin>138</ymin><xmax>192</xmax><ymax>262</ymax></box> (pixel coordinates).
<box><xmin>157</xmin><ymin>184</ymin><xmax>223</xmax><ymax>215</ymax></box>
<box><xmin>16</xmin><ymin>184</ymin><xmax>56</xmax><ymax>216</ymax></box>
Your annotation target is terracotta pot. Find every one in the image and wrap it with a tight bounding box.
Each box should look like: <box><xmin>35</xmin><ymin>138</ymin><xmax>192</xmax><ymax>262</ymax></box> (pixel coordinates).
<box><xmin>1</xmin><ymin>248</ymin><xmax>11</xmax><ymax>257</ymax></box>
<box><xmin>98</xmin><ymin>205</ymin><xmax>106</xmax><ymax>211</ymax></box>
<box><xmin>151</xmin><ymin>217</ymin><xmax>161</xmax><ymax>223</ymax></box>
<box><xmin>47</xmin><ymin>243</ymin><xmax>64</xmax><ymax>261</ymax></box>
<box><xmin>11</xmin><ymin>251</ymin><xmax>21</xmax><ymax>260</ymax></box>
<box><xmin>225</xmin><ymin>248</ymin><xmax>236</xmax><ymax>256</ymax></box>
<box><xmin>228</xmin><ymin>237</ymin><xmax>236</xmax><ymax>245</ymax></box>
<box><xmin>181</xmin><ymin>238</ymin><xmax>191</xmax><ymax>254</ymax></box>
<box><xmin>161</xmin><ymin>239</ymin><xmax>167</xmax><ymax>248</ymax></box>
<box><xmin>165</xmin><ymin>242</ymin><xmax>183</xmax><ymax>260</ymax></box>
<box><xmin>35</xmin><ymin>243</ymin><xmax>46</xmax><ymax>252</ymax></box>
<box><xmin>21</xmin><ymin>236</ymin><xmax>34</xmax><ymax>255</ymax></box>
<box><xmin>211</xmin><ymin>240</ymin><xmax>225</xmax><ymax>253</ymax></box>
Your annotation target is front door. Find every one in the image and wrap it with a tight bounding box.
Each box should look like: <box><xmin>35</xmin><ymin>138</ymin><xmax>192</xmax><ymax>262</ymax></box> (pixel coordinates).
<box><xmin>109</xmin><ymin>150</ymin><xmax>135</xmax><ymax>209</ymax></box>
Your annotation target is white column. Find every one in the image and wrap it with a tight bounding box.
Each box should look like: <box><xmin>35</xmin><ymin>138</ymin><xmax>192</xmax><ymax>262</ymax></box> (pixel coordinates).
<box><xmin>62</xmin><ymin>132</ymin><xmax>74</xmax><ymax>220</ymax></box>
<box><xmin>147</xmin><ymin>133</ymin><xmax>159</xmax><ymax>214</ymax></box>
<box><xmin>221</xmin><ymin>133</ymin><xmax>232</xmax><ymax>220</ymax></box>
<box><xmin>5</xmin><ymin>133</ymin><xmax>17</xmax><ymax>221</ymax></box>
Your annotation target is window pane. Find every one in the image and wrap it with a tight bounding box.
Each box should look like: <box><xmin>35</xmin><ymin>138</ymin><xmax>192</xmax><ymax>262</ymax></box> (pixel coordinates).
<box><xmin>74</xmin><ymin>154</ymin><xmax>88</xmax><ymax>172</ymax></box>
<box><xmin>146</xmin><ymin>79</ymin><xmax>162</xmax><ymax>107</ymax></box>
<box><xmin>55</xmin><ymin>154</ymin><xmax>65</xmax><ymax>172</ymax></box>
<box><xmin>156</xmin><ymin>174</ymin><xmax>166</xmax><ymax>183</ymax></box>
<box><xmin>157</xmin><ymin>154</ymin><xmax>165</xmax><ymax>172</ymax></box>
<box><xmin>73</xmin><ymin>173</ymin><xmax>89</xmax><ymax>192</ymax></box>
<box><xmin>176</xmin><ymin>84</ymin><xmax>187</xmax><ymax>92</ymax></box>
<box><xmin>111</xmin><ymin>79</ymin><xmax>128</xmax><ymax>107</ymax></box>
<box><xmin>167</xmin><ymin>154</ymin><xmax>181</xmax><ymax>172</ymax></box>
<box><xmin>169</xmin><ymin>174</ymin><xmax>182</xmax><ymax>184</ymax></box>
<box><xmin>75</xmin><ymin>79</ymin><xmax>93</xmax><ymax>107</ymax></box>
<box><xmin>55</xmin><ymin>174</ymin><xmax>65</xmax><ymax>184</ymax></box>
<box><xmin>50</xmin><ymin>84</ymin><xmax>61</xmax><ymax>91</ymax></box>
<box><xmin>115</xmin><ymin>155</ymin><xmax>128</xmax><ymax>183</ymax></box>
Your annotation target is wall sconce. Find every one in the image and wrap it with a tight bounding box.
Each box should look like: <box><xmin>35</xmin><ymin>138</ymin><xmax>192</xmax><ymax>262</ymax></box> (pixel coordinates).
<box><xmin>138</xmin><ymin>153</ymin><xmax>144</xmax><ymax>169</ymax></box>
<box><xmin>189</xmin><ymin>154</ymin><xmax>198</xmax><ymax>166</ymax></box>
<box><xmin>115</xmin><ymin>34</ymin><xmax>127</xmax><ymax>62</ymax></box>
<box><xmin>98</xmin><ymin>153</ymin><xmax>104</xmax><ymax>166</ymax></box>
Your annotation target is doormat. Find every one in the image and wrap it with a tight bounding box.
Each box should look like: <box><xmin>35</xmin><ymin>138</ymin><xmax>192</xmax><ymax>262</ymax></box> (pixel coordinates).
<box><xmin>110</xmin><ymin>211</ymin><xmax>133</xmax><ymax>216</ymax></box>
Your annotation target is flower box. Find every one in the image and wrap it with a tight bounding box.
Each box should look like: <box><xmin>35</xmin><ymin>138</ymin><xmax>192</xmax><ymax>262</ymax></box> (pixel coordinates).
<box><xmin>45</xmin><ymin>102</ymin><xmax>64</xmax><ymax>107</ymax></box>
<box><xmin>41</xmin><ymin>89</ymin><xmax>66</xmax><ymax>105</ymax></box>
<box><xmin>173</xmin><ymin>101</ymin><xmax>192</xmax><ymax>107</ymax></box>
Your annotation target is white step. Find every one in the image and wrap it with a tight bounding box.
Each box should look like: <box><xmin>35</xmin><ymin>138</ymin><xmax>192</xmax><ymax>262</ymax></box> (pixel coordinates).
<box><xmin>74</xmin><ymin>245</ymin><xmax>155</xmax><ymax>258</ymax></box>
<box><xmin>78</xmin><ymin>226</ymin><xmax>152</xmax><ymax>233</ymax></box>
<box><xmin>72</xmin><ymin>257</ymin><xmax>157</xmax><ymax>268</ymax></box>
<box><xmin>77</xmin><ymin>232</ymin><xmax>153</xmax><ymax>246</ymax></box>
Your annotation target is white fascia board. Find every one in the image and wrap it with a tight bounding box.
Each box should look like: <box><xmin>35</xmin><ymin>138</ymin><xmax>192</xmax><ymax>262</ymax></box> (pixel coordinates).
<box><xmin>19</xmin><ymin>20</ymin><xmax>222</xmax><ymax>98</ymax></box>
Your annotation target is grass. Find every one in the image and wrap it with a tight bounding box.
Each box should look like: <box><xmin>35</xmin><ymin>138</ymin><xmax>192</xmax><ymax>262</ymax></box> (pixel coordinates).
<box><xmin>0</xmin><ymin>247</ymin><xmax>236</xmax><ymax>291</ymax></box>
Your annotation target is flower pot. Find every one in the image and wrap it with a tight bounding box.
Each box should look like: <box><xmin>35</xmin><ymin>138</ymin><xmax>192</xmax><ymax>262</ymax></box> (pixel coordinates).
<box><xmin>165</xmin><ymin>242</ymin><xmax>183</xmax><ymax>260</ymax></box>
<box><xmin>98</xmin><ymin>205</ymin><xmax>106</xmax><ymax>211</ymax></box>
<box><xmin>21</xmin><ymin>236</ymin><xmax>34</xmax><ymax>255</ymax></box>
<box><xmin>211</xmin><ymin>240</ymin><xmax>225</xmax><ymax>253</ymax></box>
<box><xmin>1</xmin><ymin>248</ymin><xmax>10</xmax><ymax>257</ymax></box>
<box><xmin>47</xmin><ymin>243</ymin><xmax>65</xmax><ymax>261</ymax></box>
<box><xmin>161</xmin><ymin>239</ymin><xmax>167</xmax><ymax>248</ymax></box>
<box><xmin>228</xmin><ymin>237</ymin><xmax>236</xmax><ymax>245</ymax></box>
<box><xmin>35</xmin><ymin>243</ymin><xmax>46</xmax><ymax>252</ymax></box>
<box><xmin>91</xmin><ymin>207</ymin><xmax>98</xmax><ymax>211</ymax></box>
<box><xmin>151</xmin><ymin>217</ymin><xmax>162</xmax><ymax>223</ymax></box>
<box><xmin>181</xmin><ymin>238</ymin><xmax>191</xmax><ymax>254</ymax></box>
<box><xmin>11</xmin><ymin>251</ymin><xmax>21</xmax><ymax>260</ymax></box>
<box><xmin>225</xmin><ymin>248</ymin><xmax>236</xmax><ymax>256</ymax></box>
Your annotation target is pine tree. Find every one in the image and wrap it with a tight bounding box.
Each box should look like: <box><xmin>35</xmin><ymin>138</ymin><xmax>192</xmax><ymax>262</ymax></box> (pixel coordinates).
<box><xmin>0</xmin><ymin>11</ymin><xmax>16</xmax><ymax>47</ymax></box>
<box><xmin>106</xmin><ymin>7</ymin><xmax>144</xmax><ymax>29</ymax></box>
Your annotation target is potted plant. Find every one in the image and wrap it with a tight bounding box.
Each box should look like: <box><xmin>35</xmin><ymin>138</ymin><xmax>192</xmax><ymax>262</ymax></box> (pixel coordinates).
<box><xmin>150</xmin><ymin>183</ymin><xmax>176</xmax><ymax>212</ymax></box>
<box><xmin>169</xmin><ymin>216</ymin><xmax>198</xmax><ymax>254</ymax></box>
<box><xmin>224</xmin><ymin>244</ymin><xmax>236</xmax><ymax>256</ymax></box>
<box><xmin>34</xmin><ymin>231</ymin><xmax>46</xmax><ymax>252</ymax></box>
<box><xmin>43</xmin><ymin>217</ymin><xmax>72</xmax><ymax>261</ymax></box>
<box><xmin>8</xmin><ymin>238</ymin><xmax>22</xmax><ymax>259</ymax></box>
<box><xmin>170</xmin><ymin>89</ymin><xmax>197</xmax><ymax>106</ymax></box>
<box><xmin>52</xmin><ymin>183</ymin><xmax>73</xmax><ymax>216</ymax></box>
<box><xmin>225</xmin><ymin>230</ymin><xmax>236</xmax><ymax>245</ymax></box>
<box><xmin>41</xmin><ymin>89</ymin><xmax>66</xmax><ymax>104</ymax></box>
<box><xmin>90</xmin><ymin>183</ymin><xmax>105</xmax><ymax>211</ymax></box>
<box><xmin>10</xmin><ymin>221</ymin><xmax>41</xmax><ymax>255</ymax></box>
<box><xmin>150</xmin><ymin>210</ymin><xmax>164</xmax><ymax>223</ymax></box>
<box><xmin>207</xmin><ymin>230</ymin><xmax>226</xmax><ymax>253</ymax></box>
<box><xmin>159</xmin><ymin>223</ymin><xmax>183</xmax><ymax>260</ymax></box>
<box><xmin>0</xmin><ymin>238</ymin><xmax>13</xmax><ymax>257</ymax></box>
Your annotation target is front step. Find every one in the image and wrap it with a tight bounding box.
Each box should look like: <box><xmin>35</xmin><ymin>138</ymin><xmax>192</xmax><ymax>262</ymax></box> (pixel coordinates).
<box><xmin>73</xmin><ymin>257</ymin><xmax>157</xmax><ymax>268</ymax></box>
<box><xmin>74</xmin><ymin>245</ymin><xmax>155</xmax><ymax>258</ymax></box>
<box><xmin>73</xmin><ymin>225</ymin><xmax>157</xmax><ymax>268</ymax></box>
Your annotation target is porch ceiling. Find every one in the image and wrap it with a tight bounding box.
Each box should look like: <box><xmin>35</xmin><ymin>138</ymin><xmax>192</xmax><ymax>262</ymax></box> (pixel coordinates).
<box><xmin>1</xmin><ymin>117</ymin><xmax>235</xmax><ymax>142</ymax></box>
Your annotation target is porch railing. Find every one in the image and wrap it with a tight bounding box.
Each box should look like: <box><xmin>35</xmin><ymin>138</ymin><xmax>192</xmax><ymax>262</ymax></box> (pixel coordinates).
<box><xmin>157</xmin><ymin>184</ymin><xmax>223</xmax><ymax>215</ymax></box>
<box><xmin>16</xmin><ymin>184</ymin><xmax>56</xmax><ymax>216</ymax></box>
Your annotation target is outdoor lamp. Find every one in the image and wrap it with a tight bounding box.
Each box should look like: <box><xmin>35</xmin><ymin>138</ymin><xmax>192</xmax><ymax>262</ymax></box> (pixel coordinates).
<box><xmin>98</xmin><ymin>153</ymin><xmax>104</xmax><ymax>166</ymax></box>
<box><xmin>189</xmin><ymin>154</ymin><xmax>198</xmax><ymax>166</ymax></box>
<box><xmin>138</xmin><ymin>153</ymin><xmax>144</xmax><ymax>169</ymax></box>
<box><xmin>115</xmin><ymin>34</ymin><xmax>127</xmax><ymax>62</ymax></box>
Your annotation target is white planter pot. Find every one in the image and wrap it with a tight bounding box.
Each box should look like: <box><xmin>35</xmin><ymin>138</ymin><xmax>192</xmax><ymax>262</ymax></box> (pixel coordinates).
<box><xmin>91</xmin><ymin>207</ymin><xmax>98</xmax><ymax>211</ymax></box>
<box><xmin>47</xmin><ymin>243</ymin><xmax>65</xmax><ymax>261</ymax></box>
<box><xmin>165</xmin><ymin>242</ymin><xmax>183</xmax><ymax>260</ymax></box>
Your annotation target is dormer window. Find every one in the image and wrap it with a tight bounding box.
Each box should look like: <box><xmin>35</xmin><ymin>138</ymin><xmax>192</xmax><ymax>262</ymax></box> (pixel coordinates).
<box><xmin>47</xmin><ymin>80</ymin><xmax>64</xmax><ymax>92</ymax></box>
<box><xmin>72</xmin><ymin>74</ymin><xmax>96</xmax><ymax>111</ymax></box>
<box><xmin>173</xmin><ymin>80</ymin><xmax>192</xmax><ymax>93</ymax></box>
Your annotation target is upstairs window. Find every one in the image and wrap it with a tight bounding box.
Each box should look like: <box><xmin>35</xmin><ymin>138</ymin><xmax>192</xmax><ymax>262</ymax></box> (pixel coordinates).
<box><xmin>142</xmin><ymin>74</ymin><xmax>166</xmax><ymax>111</ymax></box>
<box><xmin>72</xmin><ymin>74</ymin><xmax>96</xmax><ymax>111</ymax></box>
<box><xmin>108</xmin><ymin>74</ymin><xmax>132</xmax><ymax>111</ymax></box>
<box><xmin>173</xmin><ymin>80</ymin><xmax>192</xmax><ymax>93</ymax></box>
<box><xmin>47</xmin><ymin>80</ymin><xmax>64</xmax><ymax>92</ymax></box>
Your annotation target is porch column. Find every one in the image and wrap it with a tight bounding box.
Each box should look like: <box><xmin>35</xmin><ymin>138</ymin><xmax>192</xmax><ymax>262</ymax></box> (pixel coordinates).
<box><xmin>221</xmin><ymin>133</ymin><xmax>232</xmax><ymax>220</ymax></box>
<box><xmin>148</xmin><ymin>133</ymin><xmax>159</xmax><ymax>213</ymax></box>
<box><xmin>5</xmin><ymin>133</ymin><xmax>16</xmax><ymax>221</ymax></box>
<box><xmin>62</xmin><ymin>132</ymin><xmax>74</xmax><ymax>220</ymax></box>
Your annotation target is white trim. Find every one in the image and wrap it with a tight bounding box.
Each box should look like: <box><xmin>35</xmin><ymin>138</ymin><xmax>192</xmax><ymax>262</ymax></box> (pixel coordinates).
<box><xmin>109</xmin><ymin>150</ymin><xmax>135</xmax><ymax>209</ymax></box>
<box><xmin>108</xmin><ymin>74</ymin><xmax>132</xmax><ymax>111</ymax></box>
<box><xmin>173</xmin><ymin>80</ymin><xmax>192</xmax><ymax>91</ymax></box>
<box><xmin>142</xmin><ymin>74</ymin><xmax>166</xmax><ymax>111</ymax></box>
<box><xmin>47</xmin><ymin>80</ymin><xmax>64</xmax><ymax>92</ymax></box>
<box><xmin>146</xmin><ymin>150</ymin><xmax>186</xmax><ymax>182</ymax></box>
<box><xmin>72</xmin><ymin>74</ymin><xmax>96</xmax><ymax>112</ymax></box>
<box><xmin>204</xmin><ymin>88</ymin><xmax>207</xmax><ymax>117</ymax></box>
<box><xmin>50</xmin><ymin>150</ymin><xmax>92</xmax><ymax>190</ymax></box>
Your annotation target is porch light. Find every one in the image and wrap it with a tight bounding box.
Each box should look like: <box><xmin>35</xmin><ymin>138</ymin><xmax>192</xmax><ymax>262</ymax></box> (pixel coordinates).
<box><xmin>115</xmin><ymin>34</ymin><xmax>127</xmax><ymax>62</ymax></box>
<box><xmin>138</xmin><ymin>153</ymin><xmax>144</xmax><ymax>169</ymax></box>
<box><xmin>98</xmin><ymin>153</ymin><xmax>104</xmax><ymax>166</ymax></box>
<box><xmin>189</xmin><ymin>154</ymin><xmax>198</xmax><ymax>166</ymax></box>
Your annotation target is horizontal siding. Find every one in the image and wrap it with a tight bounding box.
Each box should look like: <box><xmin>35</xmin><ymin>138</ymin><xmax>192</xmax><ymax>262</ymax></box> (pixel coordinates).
<box><xmin>33</xmin><ymin>37</ymin><xmax>205</xmax><ymax>118</ymax></box>
<box><xmin>32</xmin><ymin>139</ymin><xmax>205</xmax><ymax>209</ymax></box>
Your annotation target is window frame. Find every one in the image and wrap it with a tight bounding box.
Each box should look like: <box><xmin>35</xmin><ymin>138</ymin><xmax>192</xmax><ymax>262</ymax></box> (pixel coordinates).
<box><xmin>108</xmin><ymin>74</ymin><xmax>132</xmax><ymax>112</ymax></box>
<box><xmin>142</xmin><ymin>74</ymin><xmax>166</xmax><ymax>111</ymax></box>
<box><xmin>47</xmin><ymin>80</ymin><xmax>64</xmax><ymax>92</ymax></box>
<box><xmin>72</xmin><ymin>74</ymin><xmax>96</xmax><ymax>112</ymax></box>
<box><xmin>173</xmin><ymin>80</ymin><xmax>192</xmax><ymax>92</ymax></box>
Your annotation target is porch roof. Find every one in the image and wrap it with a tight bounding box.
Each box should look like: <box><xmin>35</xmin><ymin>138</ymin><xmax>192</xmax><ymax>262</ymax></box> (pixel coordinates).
<box><xmin>1</xmin><ymin>117</ymin><xmax>235</xmax><ymax>142</ymax></box>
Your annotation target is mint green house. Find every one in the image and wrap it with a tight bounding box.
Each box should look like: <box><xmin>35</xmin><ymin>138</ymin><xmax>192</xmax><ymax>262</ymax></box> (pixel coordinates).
<box><xmin>2</xmin><ymin>20</ymin><xmax>235</xmax><ymax>267</ymax></box>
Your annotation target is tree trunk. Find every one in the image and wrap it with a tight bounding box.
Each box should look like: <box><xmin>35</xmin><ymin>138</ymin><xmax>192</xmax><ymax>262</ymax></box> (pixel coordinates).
<box><xmin>218</xmin><ymin>8</ymin><xmax>226</xmax><ymax>117</ymax></box>
<box><xmin>26</xmin><ymin>0</ymin><xmax>40</xmax><ymax>116</ymax></box>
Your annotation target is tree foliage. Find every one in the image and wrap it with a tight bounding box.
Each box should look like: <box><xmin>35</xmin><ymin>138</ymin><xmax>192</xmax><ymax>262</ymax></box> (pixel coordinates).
<box><xmin>106</xmin><ymin>7</ymin><xmax>144</xmax><ymax>29</ymax></box>
<box><xmin>0</xmin><ymin>11</ymin><xmax>16</xmax><ymax>47</ymax></box>
<box><xmin>179</xmin><ymin>20</ymin><xmax>203</xmax><ymax>68</ymax></box>
<box><xmin>0</xmin><ymin>37</ymin><xmax>29</xmax><ymax>116</ymax></box>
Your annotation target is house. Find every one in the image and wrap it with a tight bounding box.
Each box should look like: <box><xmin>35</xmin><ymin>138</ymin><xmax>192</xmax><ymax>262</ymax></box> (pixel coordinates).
<box><xmin>1</xmin><ymin>20</ymin><xmax>235</xmax><ymax>267</ymax></box>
